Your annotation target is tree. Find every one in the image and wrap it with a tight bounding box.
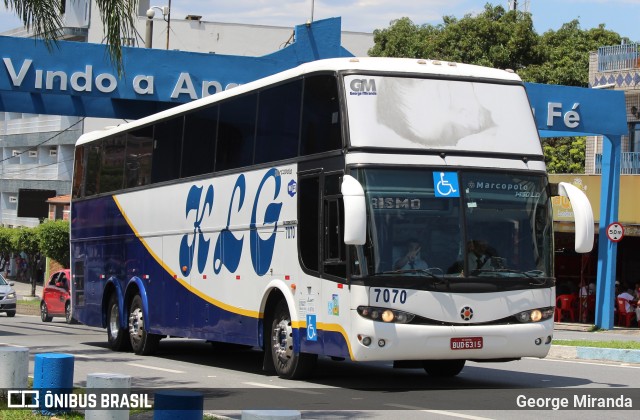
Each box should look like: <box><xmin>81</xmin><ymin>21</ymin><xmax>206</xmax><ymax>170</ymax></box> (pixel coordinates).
<box><xmin>369</xmin><ymin>4</ymin><xmax>539</xmax><ymax>72</ymax></box>
<box><xmin>12</xmin><ymin>226</ymin><xmax>40</xmax><ymax>296</ymax></box>
<box><xmin>542</xmin><ymin>137</ymin><xmax>586</xmax><ymax>173</ymax></box>
<box><xmin>0</xmin><ymin>227</ymin><xmax>17</xmax><ymax>274</ymax></box>
<box><xmin>38</xmin><ymin>220</ymin><xmax>70</xmax><ymax>269</ymax></box>
<box><xmin>369</xmin><ymin>3</ymin><xmax>626</xmax><ymax>87</ymax></box>
<box><xmin>3</xmin><ymin>0</ymin><xmax>137</xmax><ymax>73</ymax></box>
<box><xmin>518</xmin><ymin>21</ymin><xmax>622</xmax><ymax>86</ymax></box>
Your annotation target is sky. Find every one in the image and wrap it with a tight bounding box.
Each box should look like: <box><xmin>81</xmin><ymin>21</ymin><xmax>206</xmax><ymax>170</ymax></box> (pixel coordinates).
<box><xmin>0</xmin><ymin>0</ymin><xmax>639</xmax><ymax>42</ymax></box>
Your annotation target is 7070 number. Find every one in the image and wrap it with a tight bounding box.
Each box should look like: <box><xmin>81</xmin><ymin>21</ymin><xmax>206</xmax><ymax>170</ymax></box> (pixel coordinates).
<box><xmin>373</xmin><ymin>288</ymin><xmax>407</xmax><ymax>304</ymax></box>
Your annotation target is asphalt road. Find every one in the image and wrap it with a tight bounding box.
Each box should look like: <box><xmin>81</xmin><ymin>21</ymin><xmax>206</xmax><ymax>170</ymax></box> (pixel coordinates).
<box><xmin>0</xmin><ymin>313</ymin><xmax>638</xmax><ymax>419</ymax></box>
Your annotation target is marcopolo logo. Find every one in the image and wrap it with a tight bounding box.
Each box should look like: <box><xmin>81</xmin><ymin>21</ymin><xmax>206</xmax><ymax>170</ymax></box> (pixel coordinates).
<box><xmin>349</xmin><ymin>78</ymin><xmax>377</xmax><ymax>96</ymax></box>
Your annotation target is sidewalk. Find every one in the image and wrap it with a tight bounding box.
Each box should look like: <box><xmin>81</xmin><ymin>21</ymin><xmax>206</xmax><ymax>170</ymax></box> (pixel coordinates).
<box><xmin>10</xmin><ymin>277</ymin><xmax>43</xmax><ymax>300</ymax></box>
<box><xmin>550</xmin><ymin>322</ymin><xmax>640</xmax><ymax>364</ymax></box>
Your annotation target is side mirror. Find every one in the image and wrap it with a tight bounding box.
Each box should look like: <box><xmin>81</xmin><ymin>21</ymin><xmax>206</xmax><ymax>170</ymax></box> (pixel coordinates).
<box><xmin>341</xmin><ymin>175</ymin><xmax>366</xmax><ymax>245</ymax></box>
<box><xmin>557</xmin><ymin>182</ymin><xmax>594</xmax><ymax>253</ymax></box>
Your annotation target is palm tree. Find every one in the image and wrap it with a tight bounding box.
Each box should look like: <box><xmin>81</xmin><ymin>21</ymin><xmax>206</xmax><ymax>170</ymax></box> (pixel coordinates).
<box><xmin>3</xmin><ymin>0</ymin><xmax>137</xmax><ymax>74</ymax></box>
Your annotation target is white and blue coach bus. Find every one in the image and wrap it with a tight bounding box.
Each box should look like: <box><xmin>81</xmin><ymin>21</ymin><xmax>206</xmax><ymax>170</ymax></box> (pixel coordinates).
<box><xmin>70</xmin><ymin>57</ymin><xmax>593</xmax><ymax>379</ymax></box>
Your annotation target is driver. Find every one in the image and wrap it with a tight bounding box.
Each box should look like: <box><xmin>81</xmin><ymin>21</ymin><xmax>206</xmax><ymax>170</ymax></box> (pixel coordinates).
<box><xmin>394</xmin><ymin>239</ymin><xmax>429</xmax><ymax>270</ymax></box>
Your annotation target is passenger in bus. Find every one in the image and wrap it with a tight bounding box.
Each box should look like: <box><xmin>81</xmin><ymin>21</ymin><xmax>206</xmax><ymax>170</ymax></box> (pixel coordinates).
<box><xmin>467</xmin><ymin>240</ymin><xmax>492</xmax><ymax>271</ymax></box>
<box><xmin>394</xmin><ymin>239</ymin><xmax>428</xmax><ymax>270</ymax></box>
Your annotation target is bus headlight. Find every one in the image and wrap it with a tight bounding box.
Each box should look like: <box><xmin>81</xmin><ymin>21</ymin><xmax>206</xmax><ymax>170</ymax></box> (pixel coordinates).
<box><xmin>515</xmin><ymin>307</ymin><xmax>554</xmax><ymax>323</ymax></box>
<box><xmin>357</xmin><ymin>306</ymin><xmax>415</xmax><ymax>324</ymax></box>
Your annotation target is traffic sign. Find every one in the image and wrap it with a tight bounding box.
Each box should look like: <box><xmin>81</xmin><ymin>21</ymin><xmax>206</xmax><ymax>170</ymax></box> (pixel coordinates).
<box><xmin>606</xmin><ymin>222</ymin><xmax>624</xmax><ymax>242</ymax></box>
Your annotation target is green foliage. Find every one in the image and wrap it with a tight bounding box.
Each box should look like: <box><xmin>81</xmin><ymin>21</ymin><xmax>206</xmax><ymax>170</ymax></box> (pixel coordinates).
<box><xmin>0</xmin><ymin>226</ymin><xmax>17</xmax><ymax>255</ymax></box>
<box><xmin>38</xmin><ymin>220</ymin><xmax>70</xmax><ymax>268</ymax></box>
<box><xmin>519</xmin><ymin>21</ymin><xmax>622</xmax><ymax>86</ymax></box>
<box><xmin>542</xmin><ymin>137</ymin><xmax>586</xmax><ymax>173</ymax></box>
<box><xmin>12</xmin><ymin>226</ymin><xmax>39</xmax><ymax>257</ymax></box>
<box><xmin>369</xmin><ymin>3</ymin><xmax>626</xmax><ymax>87</ymax></box>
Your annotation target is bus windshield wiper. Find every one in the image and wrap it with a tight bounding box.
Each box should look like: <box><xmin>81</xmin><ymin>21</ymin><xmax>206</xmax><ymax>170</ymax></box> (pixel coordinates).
<box><xmin>471</xmin><ymin>268</ymin><xmax>547</xmax><ymax>283</ymax></box>
<box><xmin>373</xmin><ymin>268</ymin><xmax>447</xmax><ymax>283</ymax></box>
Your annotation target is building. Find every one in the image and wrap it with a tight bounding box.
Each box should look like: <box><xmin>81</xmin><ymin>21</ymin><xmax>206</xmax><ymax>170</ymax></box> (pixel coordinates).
<box><xmin>0</xmin><ymin>0</ymin><xmax>374</xmax><ymax>228</ymax></box>
<box><xmin>551</xmin><ymin>43</ymin><xmax>640</xmax><ymax>303</ymax></box>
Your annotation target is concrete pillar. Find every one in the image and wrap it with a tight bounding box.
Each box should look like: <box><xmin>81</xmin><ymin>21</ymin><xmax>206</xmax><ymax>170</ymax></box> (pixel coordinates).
<box><xmin>86</xmin><ymin>373</ymin><xmax>132</xmax><ymax>420</ymax></box>
<box><xmin>0</xmin><ymin>346</ymin><xmax>29</xmax><ymax>390</ymax></box>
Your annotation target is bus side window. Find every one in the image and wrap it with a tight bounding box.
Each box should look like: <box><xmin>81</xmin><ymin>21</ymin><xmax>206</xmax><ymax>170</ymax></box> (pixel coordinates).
<box><xmin>182</xmin><ymin>105</ymin><xmax>217</xmax><ymax>178</ymax></box>
<box><xmin>216</xmin><ymin>94</ymin><xmax>257</xmax><ymax>171</ymax></box>
<box><xmin>298</xmin><ymin>175</ymin><xmax>320</xmax><ymax>273</ymax></box>
<box><xmin>72</xmin><ymin>145</ymin><xmax>86</xmax><ymax>199</ymax></box>
<box><xmin>125</xmin><ymin>126</ymin><xmax>153</xmax><ymax>188</ymax></box>
<box><xmin>98</xmin><ymin>135</ymin><xmax>126</xmax><ymax>194</ymax></box>
<box><xmin>152</xmin><ymin>116</ymin><xmax>183</xmax><ymax>183</ymax></box>
<box><xmin>84</xmin><ymin>141</ymin><xmax>102</xmax><ymax>197</ymax></box>
<box><xmin>255</xmin><ymin>80</ymin><xmax>302</xmax><ymax>164</ymax></box>
<box><xmin>301</xmin><ymin>75</ymin><xmax>342</xmax><ymax>156</ymax></box>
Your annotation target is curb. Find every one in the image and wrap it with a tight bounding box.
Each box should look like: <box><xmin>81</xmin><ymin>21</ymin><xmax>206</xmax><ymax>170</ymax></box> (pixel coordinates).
<box><xmin>549</xmin><ymin>345</ymin><xmax>640</xmax><ymax>364</ymax></box>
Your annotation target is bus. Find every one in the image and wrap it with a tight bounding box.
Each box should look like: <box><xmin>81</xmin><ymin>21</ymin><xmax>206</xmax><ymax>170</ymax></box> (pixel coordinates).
<box><xmin>70</xmin><ymin>57</ymin><xmax>594</xmax><ymax>379</ymax></box>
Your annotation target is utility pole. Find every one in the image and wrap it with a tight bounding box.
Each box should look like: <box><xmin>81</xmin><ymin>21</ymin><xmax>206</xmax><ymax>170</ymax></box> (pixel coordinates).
<box><xmin>166</xmin><ymin>0</ymin><xmax>172</xmax><ymax>50</ymax></box>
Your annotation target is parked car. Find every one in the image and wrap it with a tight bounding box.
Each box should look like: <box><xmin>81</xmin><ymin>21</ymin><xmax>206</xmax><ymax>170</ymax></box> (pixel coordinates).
<box><xmin>0</xmin><ymin>273</ymin><xmax>16</xmax><ymax>317</ymax></box>
<box><xmin>41</xmin><ymin>269</ymin><xmax>74</xmax><ymax>323</ymax></box>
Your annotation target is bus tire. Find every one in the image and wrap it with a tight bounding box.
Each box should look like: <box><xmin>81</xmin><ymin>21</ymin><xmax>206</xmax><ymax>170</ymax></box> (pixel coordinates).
<box><xmin>40</xmin><ymin>301</ymin><xmax>52</xmax><ymax>322</ymax></box>
<box><xmin>106</xmin><ymin>294</ymin><xmax>131</xmax><ymax>351</ymax></box>
<box><xmin>270</xmin><ymin>300</ymin><xmax>317</xmax><ymax>379</ymax></box>
<box><xmin>128</xmin><ymin>294</ymin><xmax>160</xmax><ymax>355</ymax></box>
<box><xmin>423</xmin><ymin>360</ymin><xmax>465</xmax><ymax>377</ymax></box>
<box><xmin>65</xmin><ymin>302</ymin><xmax>77</xmax><ymax>324</ymax></box>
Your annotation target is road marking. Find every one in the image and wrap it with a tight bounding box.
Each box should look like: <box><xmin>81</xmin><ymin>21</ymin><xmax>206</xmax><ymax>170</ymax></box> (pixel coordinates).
<box><xmin>73</xmin><ymin>354</ymin><xmax>97</xmax><ymax>359</ymax></box>
<box><xmin>127</xmin><ymin>363</ymin><xmax>184</xmax><ymax>373</ymax></box>
<box><xmin>242</xmin><ymin>382</ymin><xmax>323</xmax><ymax>395</ymax></box>
<box><xmin>243</xmin><ymin>382</ymin><xmax>284</xmax><ymax>388</ymax></box>
<box><xmin>531</xmin><ymin>357</ymin><xmax>640</xmax><ymax>369</ymax></box>
<box><xmin>385</xmin><ymin>404</ymin><xmax>495</xmax><ymax>419</ymax></box>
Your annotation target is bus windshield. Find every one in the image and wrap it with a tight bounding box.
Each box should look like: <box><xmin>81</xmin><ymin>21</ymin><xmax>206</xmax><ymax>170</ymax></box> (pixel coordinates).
<box><xmin>351</xmin><ymin>168</ymin><xmax>553</xmax><ymax>287</ymax></box>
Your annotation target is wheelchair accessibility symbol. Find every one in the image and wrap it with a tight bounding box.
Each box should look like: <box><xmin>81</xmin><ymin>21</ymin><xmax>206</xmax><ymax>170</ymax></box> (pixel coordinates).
<box><xmin>306</xmin><ymin>314</ymin><xmax>317</xmax><ymax>341</ymax></box>
<box><xmin>433</xmin><ymin>172</ymin><xmax>460</xmax><ymax>198</ymax></box>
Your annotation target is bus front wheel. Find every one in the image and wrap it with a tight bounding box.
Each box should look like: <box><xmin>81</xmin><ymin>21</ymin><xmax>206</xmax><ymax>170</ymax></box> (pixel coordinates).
<box><xmin>423</xmin><ymin>359</ymin><xmax>465</xmax><ymax>377</ymax></box>
<box><xmin>270</xmin><ymin>300</ymin><xmax>317</xmax><ymax>379</ymax></box>
<box><xmin>106</xmin><ymin>294</ymin><xmax>131</xmax><ymax>351</ymax></box>
<box><xmin>128</xmin><ymin>294</ymin><xmax>160</xmax><ymax>355</ymax></box>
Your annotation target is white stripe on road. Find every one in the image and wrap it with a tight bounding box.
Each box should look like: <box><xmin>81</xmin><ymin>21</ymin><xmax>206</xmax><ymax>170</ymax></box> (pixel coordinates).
<box><xmin>529</xmin><ymin>357</ymin><xmax>640</xmax><ymax>368</ymax></box>
<box><xmin>242</xmin><ymin>382</ymin><xmax>323</xmax><ymax>395</ymax></box>
<box><xmin>127</xmin><ymin>363</ymin><xmax>184</xmax><ymax>373</ymax></box>
<box><xmin>385</xmin><ymin>404</ymin><xmax>495</xmax><ymax>420</ymax></box>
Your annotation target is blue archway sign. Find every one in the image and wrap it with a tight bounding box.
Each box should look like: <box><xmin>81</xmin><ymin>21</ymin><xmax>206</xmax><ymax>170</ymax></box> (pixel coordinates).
<box><xmin>526</xmin><ymin>82</ymin><xmax>627</xmax><ymax>330</ymax></box>
<box><xmin>0</xmin><ymin>17</ymin><xmax>352</xmax><ymax>118</ymax></box>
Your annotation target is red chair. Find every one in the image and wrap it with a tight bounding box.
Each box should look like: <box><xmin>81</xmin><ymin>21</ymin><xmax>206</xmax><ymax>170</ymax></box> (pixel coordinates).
<box><xmin>555</xmin><ymin>294</ymin><xmax>577</xmax><ymax>322</ymax></box>
<box><xmin>616</xmin><ymin>298</ymin><xmax>636</xmax><ymax>327</ymax></box>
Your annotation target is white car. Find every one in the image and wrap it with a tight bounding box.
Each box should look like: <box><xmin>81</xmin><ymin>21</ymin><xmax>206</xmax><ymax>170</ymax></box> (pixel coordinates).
<box><xmin>0</xmin><ymin>273</ymin><xmax>17</xmax><ymax>317</ymax></box>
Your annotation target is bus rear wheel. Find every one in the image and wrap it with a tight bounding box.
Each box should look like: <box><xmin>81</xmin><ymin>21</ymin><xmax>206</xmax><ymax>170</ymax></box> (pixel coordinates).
<box><xmin>423</xmin><ymin>360</ymin><xmax>465</xmax><ymax>377</ymax></box>
<box><xmin>270</xmin><ymin>300</ymin><xmax>316</xmax><ymax>379</ymax></box>
<box><xmin>128</xmin><ymin>294</ymin><xmax>160</xmax><ymax>355</ymax></box>
<box><xmin>106</xmin><ymin>294</ymin><xmax>131</xmax><ymax>351</ymax></box>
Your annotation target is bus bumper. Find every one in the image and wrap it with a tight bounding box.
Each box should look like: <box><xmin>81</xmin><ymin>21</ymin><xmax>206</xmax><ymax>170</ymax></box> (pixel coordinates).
<box><xmin>348</xmin><ymin>311</ymin><xmax>554</xmax><ymax>362</ymax></box>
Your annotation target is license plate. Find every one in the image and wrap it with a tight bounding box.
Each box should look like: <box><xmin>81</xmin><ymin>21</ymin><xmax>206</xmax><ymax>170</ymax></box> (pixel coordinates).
<box><xmin>450</xmin><ymin>337</ymin><xmax>483</xmax><ymax>350</ymax></box>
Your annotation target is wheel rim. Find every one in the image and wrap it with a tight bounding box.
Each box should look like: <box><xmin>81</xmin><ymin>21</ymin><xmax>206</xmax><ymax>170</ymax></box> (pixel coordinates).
<box><xmin>272</xmin><ymin>318</ymin><xmax>293</xmax><ymax>363</ymax></box>
<box><xmin>129</xmin><ymin>306</ymin><xmax>144</xmax><ymax>347</ymax></box>
<box><xmin>40</xmin><ymin>302</ymin><xmax>47</xmax><ymax>319</ymax></box>
<box><xmin>108</xmin><ymin>303</ymin><xmax>119</xmax><ymax>341</ymax></box>
<box><xmin>65</xmin><ymin>304</ymin><xmax>71</xmax><ymax>322</ymax></box>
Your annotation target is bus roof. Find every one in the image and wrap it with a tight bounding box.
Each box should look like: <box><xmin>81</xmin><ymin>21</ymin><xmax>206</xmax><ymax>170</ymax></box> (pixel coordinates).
<box><xmin>76</xmin><ymin>57</ymin><xmax>523</xmax><ymax>146</ymax></box>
